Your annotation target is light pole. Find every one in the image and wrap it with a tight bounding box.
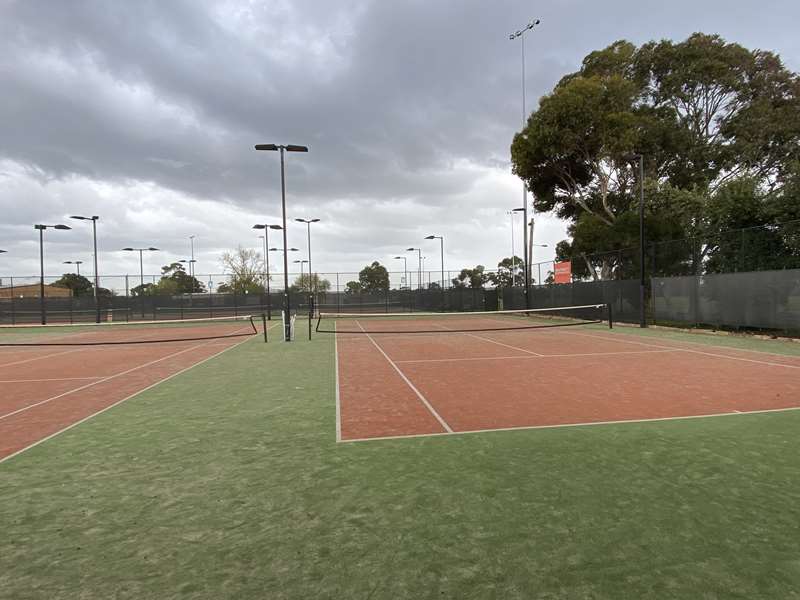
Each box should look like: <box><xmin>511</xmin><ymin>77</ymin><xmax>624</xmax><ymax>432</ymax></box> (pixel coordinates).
<box><xmin>63</xmin><ymin>260</ymin><xmax>83</xmax><ymax>276</ymax></box>
<box><xmin>253</xmin><ymin>224</ymin><xmax>283</xmax><ymax>320</ymax></box>
<box><xmin>424</xmin><ymin>235</ymin><xmax>445</xmax><ymax>308</ymax></box>
<box><xmin>293</xmin><ymin>259</ymin><xmax>309</xmax><ymax>290</ymax></box>
<box><xmin>406</xmin><ymin>247</ymin><xmax>422</xmax><ymax>290</ymax></box>
<box><xmin>530</xmin><ymin>244</ymin><xmax>548</xmax><ymax>284</ymax></box>
<box><xmin>35</xmin><ymin>223</ymin><xmax>72</xmax><ymax>324</ymax></box>
<box><xmin>70</xmin><ymin>215</ymin><xmax>100</xmax><ymax>322</ymax></box>
<box><xmin>189</xmin><ymin>235</ymin><xmax>196</xmax><ymax>278</ymax></box>
<box><xmin>122</xmin><ymin>247</ymin><xmax>160</xmax><ymax>317</ymax></box>
<box><xmin>511</xmin><ymin>207</ymin><xmax>529</xmax><ymax>291</ymax></box>
<box><xmin>295</xmin><ymin>218</ymin><xmax>320</xmax><ymax>295</ymax></box>
<box><xmin>178</xmin><ymin>259</ymin><xmax>196</xmax><ymax>278</ymax></box>
<box><xmin>255</xmin><ymin>143</ymin><xmax>309</xmax><ymax>341</ymax></box>
<box><xmin>393</xmin><ymin>256</ymin><xmax>408</xmax><ymax>290</ymax></box>
<box><xmin>626</xmin><ymin>153</ymin><xmax>647</xmax><ymax>328</ymax></box>
<box><xmin>509</xmin><ymin>18</ymin><xmax>540</xmax><ymax>307</ymax></box>
<box><xmin>507</xmin><ymin>211</ymin><xmax>518</xmax><ymax>286</ymax></box>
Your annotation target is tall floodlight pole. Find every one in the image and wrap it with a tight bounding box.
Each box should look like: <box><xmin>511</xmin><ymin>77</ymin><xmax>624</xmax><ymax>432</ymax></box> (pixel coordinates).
<box><xmin>122</xmin><ymin>247</ymin><xmax>160</xmax><ymax>317</ymax></box>
<box><xmin>509</xmin><ymin>18</ymin><xmax>540</xmax><ymax>307</ymax></box>
<box><xmin>507</xmin><ymin>211</ymin><xmax>518</xmax><ymax>286</ymax></box>
<box><xmin>189</xmin><ymin>235</ymin><xmax>196</xmax><ymax>278</ymax></box>
<box><xmin>293</xmin><ymin>259</ymin><xmax>309</xmax><ymax>290</ymax></box>
<box><xmin>406</xmin><ymin>247</ymin><xmax>422</xmax><ymax>290</ymax></box>
<box><xmin>63</xmin><ymin>260</ymin><xmax>83</xmax><ymax>275</ymax></box>
<box><xmin>253</xmin><ymin>224</ymin><xmax>283</xmax><ymax>320</ymax></box>
<box><xmin>255</xmin><ymin>143</ymin><xmax>309</xmax><ymax>341</ymax></box>
<box><xmin>70</xmin><ymin>215</ymin><xmax>100</xmax><ymax>322</ymax></box>
<box><xmin>34</xmin><ymin>223</ymin><xmax>72</xmax><ymax>324</ymax></box>
<box><xmin>393</xmin><ymin>256</ymin><xmax>408</xmax><ymax>290</ymax></box>
<box><xmin>295</xmin><ymin>218</ymin><xmax>320</xmax><ymax>296</ymax></box>
<box><xmin>424</xmin><ymin>235</ymin><xmax>445</xmax><ymax>308</ymax></box>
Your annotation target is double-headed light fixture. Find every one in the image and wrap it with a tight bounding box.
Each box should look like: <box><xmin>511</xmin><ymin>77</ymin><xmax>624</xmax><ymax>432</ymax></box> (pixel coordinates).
<box><xmin>253</xmin><ymin>223</ymin><xmax>283</xmax><ymax>320</ymax></box>
<box><xmin>255</xmin><ymin>143</ymin><xmax>309</xmax><ymax>341</ymax></box>
<box><xmin>34</xmin><ymin>223</ymin><xmax>72</xmax><ymax>324</ymax></box>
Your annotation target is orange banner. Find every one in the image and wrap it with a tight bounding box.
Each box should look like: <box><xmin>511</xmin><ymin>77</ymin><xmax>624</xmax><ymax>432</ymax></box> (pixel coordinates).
<box><xmin>554</xmin><ymin>261</ymin><xmax>572</xmax><ymax>284</ymax></box>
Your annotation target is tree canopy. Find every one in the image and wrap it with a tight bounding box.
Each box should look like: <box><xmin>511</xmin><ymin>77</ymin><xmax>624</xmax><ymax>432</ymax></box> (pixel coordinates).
<box><xmin>511</xmin><ymin>33</ymin><xmax>800</xmax><ymax>279</ymax></box>
<box><xmin>218</xmin><ymin>247</ymin><xmax>264</xmax><ymax>295</ymax></box>
<box><xmin>357</xmin><ymin>261</ymin><xmax>390</xmax><ymax>292</ymax></box>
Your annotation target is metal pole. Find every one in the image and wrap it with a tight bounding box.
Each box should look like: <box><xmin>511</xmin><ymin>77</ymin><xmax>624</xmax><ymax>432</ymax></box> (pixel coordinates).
<box><xmin>417</xmin><ymin>249</ymin><xmax>422</xmax><ymax>291</ymax></box>
<box><xmin>263</xmin><ymin>232</ymin><xmax>271</xmax><ymax>320</ymax></box>
<box><xmin>92</xmin><ymin>218</ymin><xmax>100</xmax><ymax>323</ymax></box>
<box><xmin>139</xmin><ymin>249</ymin><xmax>145</xmax><ymax>318</ymax></box>
<box><xmin>190</xmin><ymin>236</ymin><xmax>195</xmax><ymax>278</ymax></box>
<box><xmin>306</xmin><ymin>222</ymin><xmax>312</xmax><ymax>295</ymax></box>
<box><xmin>522</xmin><ymin>202</ymin><xmax>530</xmax><ymax>306</ymax></box>
<box><xmin>76</xmin><ymin>262</ymin><xmax>81</xmax><ymax>276</ymax></box>
<box><xmin>280</xmin><ymin>147</ymin><xmax>291</xmax><ymax>341</ymax></box>
<box><xmin>638</xmin><ymin>155</ymin><xmax>646</xmax><ymax>328</ymax></box>
<box><xmin>510</xmin><ymin>212</ymin><xmax>516</xmax><ymax>286</ymax></box>
<box><xmin>39</xmin><ymin>227</ymin><xmax>45</xmax><ymax>325</ymax></box>
<box><xmin>439</xmin><ymin>237</ymin><xmax>445</xmax><ymax>310</ymax></box>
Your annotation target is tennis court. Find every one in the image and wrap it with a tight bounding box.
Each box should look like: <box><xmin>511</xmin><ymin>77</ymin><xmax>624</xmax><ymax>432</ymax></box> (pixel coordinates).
<box><xmin>326</xmin><ymin>306</ymin><xmax>800</xmax><ymax>442</ymax></box>
<box><xmin>0</xmin><ymin>316</ymin><xmax>263</xmax><ymax>461</ymax></box>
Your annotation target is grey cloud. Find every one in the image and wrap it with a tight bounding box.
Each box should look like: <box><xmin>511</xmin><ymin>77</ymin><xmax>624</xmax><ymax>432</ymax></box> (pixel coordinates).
<box><xmin>1</xmin><ymin>0</ymin><xmax>799</xmax><ymax>278</ymax></box>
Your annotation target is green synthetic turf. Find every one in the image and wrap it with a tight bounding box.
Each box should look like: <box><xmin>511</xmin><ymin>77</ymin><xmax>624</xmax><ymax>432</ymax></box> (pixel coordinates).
<box><xmin>2</xmin><ymin>328</ymin><xmax>800</xmax><ymax>599</ymax></box>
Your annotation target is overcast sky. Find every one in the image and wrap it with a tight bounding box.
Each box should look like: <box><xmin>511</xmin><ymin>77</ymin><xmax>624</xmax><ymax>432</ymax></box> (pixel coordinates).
<box><xmin>1</xmin><ymin>0</ymin><xmax>798</xmax><ymax>288</ymax></box>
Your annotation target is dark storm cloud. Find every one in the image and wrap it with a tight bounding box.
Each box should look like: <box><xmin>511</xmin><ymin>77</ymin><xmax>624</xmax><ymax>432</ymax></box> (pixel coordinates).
<box><xmin>1</xmin><ymin>0</ymin><xmax>798</xmax><ymax>276</ymax></box>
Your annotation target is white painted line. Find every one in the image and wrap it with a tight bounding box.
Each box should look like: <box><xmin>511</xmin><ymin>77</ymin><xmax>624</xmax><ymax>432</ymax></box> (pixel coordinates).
<box><xmin>0</xmin><ymin>334</ymin><xmax>256</xmax><ymax>465</ymax></box>
<box><xmin>339</xmin><ymin>405</ymin><xmax>800</xmax><ymax>444</ymax></box>
<box><xmin>0</xmin><ymin>347</ymin><xmax>86</xmax><ymax>369</ymax></box>
<box><xmin>566</xmin><ymin>331</ymin><xmax>800</xmax><ymax>370</ymax></box>
<box><xmin>0</xmin><ymin>376</ymin><xmax>105</xmax><ymax>383</ymax></box>
<box><xmin>0</xmin><ymin>325</ymin><xmax>256</xmax><ymax>420</ymax></box>
<box><xmin>433</xmin><ymin>322</ymin><xmax>545</xmax><ymax>356</ymax></box>
<box><xmin>334</xmin><ymin>324</ymin><xmax>342</xmax><ymax>443</ymax></box>
<box><xmin>355</xmin><ymin>320</ymin><xmax>453</xmax><ymax>434</ymax></box>
<box><xmin>394</xmin><ymin>348</ymin><xmax>680</xmax><ymax>364</ymax></box>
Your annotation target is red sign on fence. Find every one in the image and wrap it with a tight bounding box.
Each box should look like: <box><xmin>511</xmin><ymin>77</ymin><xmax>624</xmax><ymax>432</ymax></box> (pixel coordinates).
<box><xmin>554</xmin><ymin>261</ymin><xmax>572</xmax><ymax>284</ymax></box>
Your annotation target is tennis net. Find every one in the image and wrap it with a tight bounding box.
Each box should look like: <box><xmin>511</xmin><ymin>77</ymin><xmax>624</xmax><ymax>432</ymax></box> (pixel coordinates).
<box><xmin>316</xmin><ymin>304</ymin><xmax>611</xmax><ymax>334</ymax></box>
<box><xmin>0</xmin><ymin>315</ymin><xmax>258</xmax><ymax>346</ymax></box>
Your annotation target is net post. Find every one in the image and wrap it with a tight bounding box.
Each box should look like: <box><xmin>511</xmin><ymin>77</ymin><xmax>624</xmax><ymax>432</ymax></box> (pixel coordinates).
<box><xmin>262</xmin><ymin>313</ymin><xmax>268</xmax><ymax>343</ymax></box>
<box><xmin>607</xmin><ymin>302</ymin><xmax>613</xmax><ymax>329</ymax></box>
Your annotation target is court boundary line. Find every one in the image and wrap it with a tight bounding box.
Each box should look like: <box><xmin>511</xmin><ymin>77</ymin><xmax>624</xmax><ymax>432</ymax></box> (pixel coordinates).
<box><xmin>0</xmin><ymin>329</ymin><xmax>268</xmax><ymax>465</ymax></box>
<box><xmin>0</xmin><ymin>324</ymin><xmax>258</xmax><ymax>421</ymax></box>
<box><xmin>394</xmin><ymin>348</ymin><xmax>679</xmax><ymax>364</ymax></box>
<box><xmin>566</xmin><ymin>330</ymin><xmax>800</xmax><ymax>370</ymax></box>
<box><xmin>0</xmin><ymin>376</ymin><xmax>105</xmax><ymax>383</ymax></box>
<box><xmin>0</xmin><ymin>348</ymin><xmax>86</xmax><ymax>369</ymax></box>
<box><xmin>355</xmin><ymin>320</ymin><xmax>453</xmax><ymax>434</ymax></box>
<box><xmin>338</xmin><ymin>405</ymin><xmax>800</xmax><ymax>444</ymax></box>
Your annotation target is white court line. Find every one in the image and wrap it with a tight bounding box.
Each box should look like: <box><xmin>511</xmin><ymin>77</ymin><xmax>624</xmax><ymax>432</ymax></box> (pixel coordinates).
<box><xmin>0</xmin><ymin>347</ymin><xmax>87</xmax><ymax>369</ymax></box>
<box><xmin>355</xmin><ymin>320</ymin><xmax>453</xmax><ymax>434</ymax></box>
<box><xmin>334</xmin><ymin>325</ymin><xmax>342</xmax><ymax>443</ymax></box>
<box><xmin>0</xmin><ymin>325</ymin><xmax>258</xmax><ymax>421</ymax></box>
<box><xmin>394</xmin><ymin>348</ymin><xmax>679</xmax><ymax>364</ymax></box>
<box><xmin>0</xmin><ymin>376</ymin><xmax>105</xmax><ymax>383</ymax></box>
<box><xmin>0</xmin><ymin>332</ymin><xmax>260</xmax><ymax>465</ymax></box>
<box><xmin>432</xmin><ymin>323</ymin><xmax>545</xmax><ymax>356</ymax></box>
<box><xmin>339</xmin><ymin>405</ymin><xmax>800</xmax><ymax>444</ymax></box>
<box><xmin>565</xmin><ymin>330</ymin><xmax>800</xmax><ymax>370</ymax></box>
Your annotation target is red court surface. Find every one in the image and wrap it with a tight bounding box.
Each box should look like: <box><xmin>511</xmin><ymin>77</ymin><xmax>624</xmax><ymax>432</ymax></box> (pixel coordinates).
<box><xmin>335</xmin><ymin>325</ymin><xmax>800</xmax><ymax>442</ymax></box>
<box><xmin>0</xmin><ymin>326</ymin><xmax>259</xmax><ymax>462</ymax></box>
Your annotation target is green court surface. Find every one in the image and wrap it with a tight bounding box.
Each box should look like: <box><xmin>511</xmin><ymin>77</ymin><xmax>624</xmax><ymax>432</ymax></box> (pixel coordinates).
<box><xmin>2</xmin><ymin>328</ymin><xmax>800</xmax><ymax>599</ymax></box>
